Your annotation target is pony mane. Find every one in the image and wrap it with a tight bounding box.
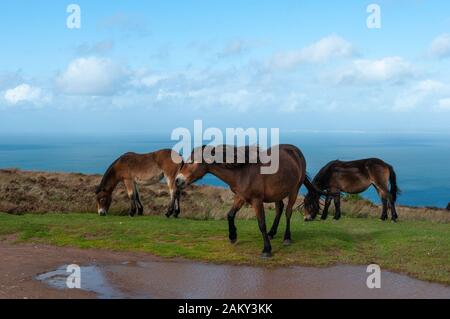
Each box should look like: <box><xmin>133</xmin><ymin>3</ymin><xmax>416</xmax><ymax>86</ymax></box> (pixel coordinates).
<box><xmin>201</xmin><ymin>145</ymin><xmax>261</xmax><ymax>169</ymax></box>
<box><xmin>96</xmin><ymin>157</ymin><xmax>121</xmax><ymax>193</ymax></box>
<box><xmin>313</xmin><ymin>160</ymin><xmax>338</xmax><ymax>187</ymax></box>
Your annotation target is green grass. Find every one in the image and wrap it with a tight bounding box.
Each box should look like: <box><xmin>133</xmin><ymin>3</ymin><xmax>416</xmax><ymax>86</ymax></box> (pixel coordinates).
<box><xmin>0</xmin><ymin>212</ymin><xmax>449</xmax><ymax>285</ymax></box>
<box><xmin>343</xmin><ymin>193</ymin><xmax>365</xmax><ymax>202</ymax></box>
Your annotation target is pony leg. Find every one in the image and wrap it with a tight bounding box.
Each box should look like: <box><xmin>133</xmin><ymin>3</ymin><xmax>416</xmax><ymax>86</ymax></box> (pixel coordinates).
<box><xmin>174</xmin><ymin>190</ymin><xmax>181</xmax><ymax>217</ymax></box>
<box><xmin>165</xmin><ymin>177</ymin><xmax>176</xmax><ymax>218</ymax></box>
<box><xmin>252</xmin><ymin>199</ymin><xmax>272</xmax><ymax>258</ymax></box>
<box><xmin>227</xmin><ymin>196</ymin><xmax>245</xmax><ymax>244</ymax></box>
<box><xmin>321</xmin><ymin>196</ymin><xmax>332</xmax><ymax>220</ymax></box>
<box><xmin>388</xmin><ymin>196</ymin><xmax>398</xmax><ymax>222</ymax></box>
<box><xmin>268</xmin><ymin>201</ymin><xmax>284</xmax><ymax>239</ymax></box>
<box><xmin>380</xmin><ymin>198</ymin><xmax>388</xmax><ymax>221</ymax></box>
<box><xmin>283</xmin><ymin>193</ymin><xmax>298</xmax><ymax>245</ymax></box>
<box><xmin>134</xmin><ymin>183</ymin><xmax>144</xmax><ymax>216</ymax></box>
<box><xmin>333</xmin><ymin>194</ymin><xmax>341</xmax><ymax>220</ymax></box>
<box><xmin>375</xmin><ymin>185</ymin><xmax>389</xmax><ymax>221</ymax></box>
<box><xmin>124</xmin><ymin>179</ymin><xmax>137</xmax><ymax>217</ymax></box>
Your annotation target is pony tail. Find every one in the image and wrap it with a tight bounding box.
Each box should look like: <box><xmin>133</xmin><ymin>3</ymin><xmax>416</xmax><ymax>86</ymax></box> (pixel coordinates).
<box><xmin>389</xmin><ymin>166</ymin><xmax>400</xmax><ymax>202</ymax></box>
<box><xmin>303</xmin><ymin>175</ymin><xmax>315</xmax><ymax>193</ymax></box>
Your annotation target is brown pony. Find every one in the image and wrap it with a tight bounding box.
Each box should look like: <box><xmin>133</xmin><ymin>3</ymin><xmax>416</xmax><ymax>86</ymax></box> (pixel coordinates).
<box><xmin>175</xmin><ymin>144</ymin><xmax>321</xmax><ymax>258</ymax></box>
<box><xmin>304</xmin><ymin>158</ymin><xmax>400</xmax><ymax>222</ymax></box>
<box><xmin>95</xmin><ymin>149</ymin><xmax>183</xmax><ymax>217</ymax></box>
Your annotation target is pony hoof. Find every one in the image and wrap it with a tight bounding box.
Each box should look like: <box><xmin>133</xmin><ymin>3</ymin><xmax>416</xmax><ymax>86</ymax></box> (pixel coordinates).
<box><xmin>283</xmin><ymin>239</ymin><xmax>292</xmax><ymax>246</ymax></box>
<box><xmin>391</xmin><ymin>219</ymin><xmax>398</xmax><ymax>224</ymax></box>
<box><xmin>229</xmin><ymin>238</ymin><xmax>237</xmax><ymax>244</ymax></box>
<box><xmin>261</xmin><ymin>252</ymin><xmax>273</xmax><ymax>258</ymax></box>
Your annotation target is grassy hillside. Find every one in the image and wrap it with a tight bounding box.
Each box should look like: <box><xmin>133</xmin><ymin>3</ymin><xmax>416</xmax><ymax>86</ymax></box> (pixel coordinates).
<box><xmin>1</xmin><ymin>169</ymin><xmax>449</xmax><ymax>222</ymax></box>
<box><xmin>1</xmin><ymin>212</ymin><xmax>449</xmax><ymax>285</ymax></box>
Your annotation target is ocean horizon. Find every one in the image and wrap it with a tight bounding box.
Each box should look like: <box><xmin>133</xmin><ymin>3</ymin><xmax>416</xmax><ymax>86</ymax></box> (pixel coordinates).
<box><xmin>0</xmin><ymin>132</ymin><xmax>449</xmax><ymax>209</ymax></box>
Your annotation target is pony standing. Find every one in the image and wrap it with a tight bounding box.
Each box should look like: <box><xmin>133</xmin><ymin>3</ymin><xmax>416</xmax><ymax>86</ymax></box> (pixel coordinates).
<box><xmin>304</xmin><ymin>158</ymin><xmax>400</xmax><ymax>222</ymax></box>
<box><xmin>175</xmin><ymin>144</ymin><xmax>323</xmax><ymax>257</ymax></box>
<box><xmin>95</xmin><ymin>149</ymin><xmax>183</xmax><ymax>217</ymax></box>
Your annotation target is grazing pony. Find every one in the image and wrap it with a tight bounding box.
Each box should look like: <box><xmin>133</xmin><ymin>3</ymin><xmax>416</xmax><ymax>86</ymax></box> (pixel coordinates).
<box><xmin>95</xmin><ymin>149</ymin><xmax>183</xmax><ymax>217</ymax></box>
<box><xmin>304</xmin><ymin>158</ymin><xmax>400</xmax><ymax>222</ymax></box>
<box><xmin>175</xmin><ymin>144</ymin><xmax>322</xmax><ymax>258</ymax></box>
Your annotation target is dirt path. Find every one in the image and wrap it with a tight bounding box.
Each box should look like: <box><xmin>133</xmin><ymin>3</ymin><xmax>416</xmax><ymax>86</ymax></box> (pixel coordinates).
<box><xmin>1</xmin><ymin>242</ymin><xmax>449</xmax><ymax>299</ymax></box>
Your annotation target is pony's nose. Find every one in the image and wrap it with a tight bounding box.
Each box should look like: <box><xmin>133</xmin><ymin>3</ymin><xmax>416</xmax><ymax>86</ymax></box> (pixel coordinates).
<box><xmin>175</xmin><ymin>177</ymin><xmax>186</xmax><ymax>188</ymax></box>
<box><xmin>98</xmin><ymin>209</ymin><xmax>107</xmax><ymax>216</ymax></box>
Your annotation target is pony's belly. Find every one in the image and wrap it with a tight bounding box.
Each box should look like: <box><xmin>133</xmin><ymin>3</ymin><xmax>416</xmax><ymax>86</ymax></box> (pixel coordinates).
<box><xmin>136</xmin><ymin>172</ymin><xmax>164</xmax><ymax>185</ymax></box>
<box><xmin>337</xmin><ymin>173</ymin><xmax>371</xmax><ymax>194</ymax></box>
<box><xmin>263</xmin><ymin>191</ymin><xmax>291</xmax><ymax>203</ymax></box>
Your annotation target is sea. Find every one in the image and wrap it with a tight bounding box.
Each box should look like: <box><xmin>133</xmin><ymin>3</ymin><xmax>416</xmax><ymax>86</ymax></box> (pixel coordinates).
<box><xmin>0</xmin><ymin>132</ymin><xmax>449</xmax><ymax>208</ymax></box>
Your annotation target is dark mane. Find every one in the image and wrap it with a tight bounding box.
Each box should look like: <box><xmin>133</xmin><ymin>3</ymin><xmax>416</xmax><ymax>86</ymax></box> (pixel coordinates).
<box><xmin>313</xmin><ymin>160</ymin><xmax>338</xmax><ymax>188</ymax></box>
<box><xmin>201</xmin><ymin>145</ymin><xmax>261</xmax><ymax>169</ymax></box>
<box><xmin>96</xmin><ymin>156</ymin><xmax>121</xmax><ymax>193</ymax></box>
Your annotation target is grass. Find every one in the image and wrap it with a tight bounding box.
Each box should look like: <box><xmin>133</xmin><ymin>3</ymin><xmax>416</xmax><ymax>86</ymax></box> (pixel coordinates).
<box><xmin>343</xmin><ymin>193</ymin><xmax>365</xmax><ymax>202</ymax></box>
<box><xmin>0</xmin><ymin>212</ymin><xmax>449</xmax><ymax>285</ymax></box>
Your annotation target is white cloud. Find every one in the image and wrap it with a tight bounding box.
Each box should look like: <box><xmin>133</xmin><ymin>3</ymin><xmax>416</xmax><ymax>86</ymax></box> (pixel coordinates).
<box><xmin>3</xmin><ymin>84</ymin><xmax>51</xmax><ymax>105</ymax></box>
<box><xmin>270</xmin><ymin>35</ymin><xmax>354</xmax><ymax>70</ymax></box>
<box><xmin>218</xmin><ymin>39</ymin><xmax>250</xmax><ymax>58</ymax></box>
<box><xmin>394</xmin><ymin>79</ymin><xmax>448</xmax><ymax>111</ymax></box>
<box><xmin>335</xmin><ymin>57</ymin><xmax>413</xmax><ymax>84</ymax></box>
<box><xmin>429</xmin><ymin>34</ymin><xmax>450</xmax><ymax>59</ymax></box>
<box><xmin>56</xmin><ymin>57</ymin><xmax>129</xmax><ymax>96</ymax></box>
<box><xmin>280</xmin><ymin>93</ymin><xmax>307</xmax><ymax>112</ymax></box>
<box><xmin>130</xmin><ymin>69</ymin><xmax>168</xmax><ymax>89</ymax></box>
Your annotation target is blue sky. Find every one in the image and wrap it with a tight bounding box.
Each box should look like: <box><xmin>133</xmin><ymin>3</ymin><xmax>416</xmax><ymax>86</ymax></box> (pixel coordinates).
<box><xmin>1</xmin><ymin>0</ymin><xmax>450</xmax><ymax>134</ymax></box>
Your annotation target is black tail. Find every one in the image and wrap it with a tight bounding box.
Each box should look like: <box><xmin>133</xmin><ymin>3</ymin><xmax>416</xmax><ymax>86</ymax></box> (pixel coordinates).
<box><xmin>388</xmin><ymin>166</ymin><xmax>400</xmax><ymax>202</ymax></box>
<box><xmin>303</xmin><ymin>175</ymin><xmax>315</xmax><ymax>193</ymax></box>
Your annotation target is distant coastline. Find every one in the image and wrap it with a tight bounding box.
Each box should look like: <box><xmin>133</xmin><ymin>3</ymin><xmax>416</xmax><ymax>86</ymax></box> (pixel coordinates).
<box><xmin>0</xmin><ymin>132</ymin><xmax>449</xmax><ymax>207</ymax></box>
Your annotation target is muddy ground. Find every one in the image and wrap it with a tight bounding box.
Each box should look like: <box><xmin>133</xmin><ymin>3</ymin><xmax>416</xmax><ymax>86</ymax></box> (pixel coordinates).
<box><xmin>0</xmin><ymin>241</ymin><xmax>166</xmax><ymax>299</ymax></box>
<box><xmin>0</xmin><ymin>169</ymin><xmax>449</xmax><ymax>222</ymax></box>
<box><xmin>1</xmin><ymin>169</ymin><xmax>449</xmax><ymax>299</ymax></box>
<box><xmin>2</xmin><ymin>241</ymin><xmax>449</xmax><ymax>299</ymax></box>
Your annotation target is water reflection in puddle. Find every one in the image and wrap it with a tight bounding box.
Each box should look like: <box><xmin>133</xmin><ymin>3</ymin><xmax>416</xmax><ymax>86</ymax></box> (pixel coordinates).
<box><xmin>36</xmin><ymin>262</ymin><xmax>450</xmax><ymax>299</ymax></box>
<box><xmin>36</xmin><ymin>265</ymin><xmax>125</xmax><ymax>299</ymax></box>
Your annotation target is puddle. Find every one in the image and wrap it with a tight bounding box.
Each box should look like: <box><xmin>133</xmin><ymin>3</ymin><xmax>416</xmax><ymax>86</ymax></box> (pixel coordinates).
<box><xmin>36</xmin><ymin>265</ymin><xmax>125</xmax><ymax>299</ymax></box>
<box><xmin>36</xmin><ymin>261</ymin><xmax>450</xmax><ymax>299</ymax></box>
